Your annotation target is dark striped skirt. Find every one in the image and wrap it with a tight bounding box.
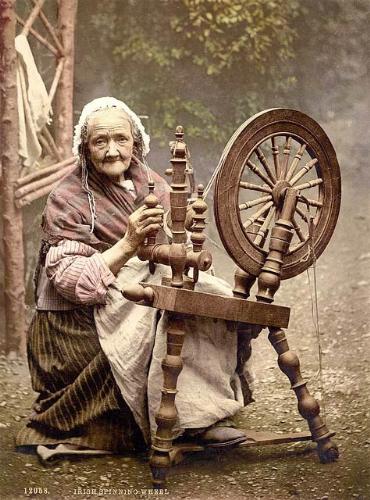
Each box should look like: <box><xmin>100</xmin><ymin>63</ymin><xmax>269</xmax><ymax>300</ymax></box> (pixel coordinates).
<box><xmin>16</xmin><ymin>308</ymin><xmax>145</xmax><ymax>452</ymax></box>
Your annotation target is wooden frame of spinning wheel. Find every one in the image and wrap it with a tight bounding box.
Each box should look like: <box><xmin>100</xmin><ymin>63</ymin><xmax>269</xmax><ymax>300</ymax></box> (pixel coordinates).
<box><xmin>122</xmin><ymin>112</ymin><xmax>341</xmax><ymax>488</ymax></box>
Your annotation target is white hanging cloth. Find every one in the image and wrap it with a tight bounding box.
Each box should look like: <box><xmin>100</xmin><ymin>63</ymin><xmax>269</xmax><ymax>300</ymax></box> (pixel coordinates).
<box><xmin>15</xmin><ymin>34</ymin><xmax>52</xmax><ymax>169</ymax></box>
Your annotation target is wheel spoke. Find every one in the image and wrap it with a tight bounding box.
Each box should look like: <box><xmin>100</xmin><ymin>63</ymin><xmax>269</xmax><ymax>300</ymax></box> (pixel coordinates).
<box><xmin>298</xmin><ymin>197</ymin><xmax>323</xmax><ymax>208</ymax></box>
<box><xmin>246</xmin><ymin>159</ymin><xmax>275</xmax><ymax>188</ymax></box>
<box><xmin>271</xmin><ymin>136</ymin><xmax>281</xmax><ymax>178</ymax></box>
<box><xmin>239</xmin><ymin>195</ymin><xmax>272</xmax><ymax>211</ymax></box>
<box><xmin>294</xmin><ymin>178</ymin><xmax>323</xmax><ymax>190</ymax></box>
<box><xmin>255</xmin><ymin>147</ymin><xmax>276</xmax><ymax>183</ymax></box>
<box><xmin>254</xmin><ymin>207</ymin><xmax>276</xmax><ymax>246</ymax></box>
<box><xmin>281</xmin><ymin>136</ymin><xmax>292</xmax><ymax>179</ymax></box>
<box><xmin>292</xmin><ymin>216</ymin><xmax>306</xmax><ymax>242</ymax></box>
<box><xmin>239</xmin><ymin>181</ymin><xmax>272</xmax><ymax>193</ymax></box>
<box><xmin>295</xmin><ymin>205</ymin><xmax>309</xmax><ymax>223</ymax></box>
<box><xmin>286</xmin><ymin>143</ymin><xmax>306</xmax><ymax>181</ymax></box>
<box><xmin>290</xmin><ymin>158</ymin><xmax>318</xmax><ymax>185</ymax></box>
<box><xmin>243</xmin><ymin>201</ymin><xmax>274</xmax><ymax>229</ymax></box>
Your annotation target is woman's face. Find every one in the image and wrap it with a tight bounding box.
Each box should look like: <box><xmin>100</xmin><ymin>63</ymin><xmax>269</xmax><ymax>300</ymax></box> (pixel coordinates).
<box><xmin>87</xmin><ymin>108</ymin><xmax>134</xmax><ymax>182</ymax></box>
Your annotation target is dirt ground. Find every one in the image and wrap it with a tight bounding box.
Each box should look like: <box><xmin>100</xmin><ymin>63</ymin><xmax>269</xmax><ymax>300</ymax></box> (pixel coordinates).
<box><xmin>0</xmin><ymin>172</ymin><xmax>369</xmax><ymax>499</ymax></box>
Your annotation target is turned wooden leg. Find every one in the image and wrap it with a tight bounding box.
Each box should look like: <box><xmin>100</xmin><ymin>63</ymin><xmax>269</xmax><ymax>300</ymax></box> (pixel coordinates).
<box><xmin>150</xmin><ymin>313</ymin><xmax>185</xmax><ymax>488</ymax></box>
<box><xmin>268</xmin><ymin>327</ymin><xmax>339</xmax><ymax>463</ymax></box>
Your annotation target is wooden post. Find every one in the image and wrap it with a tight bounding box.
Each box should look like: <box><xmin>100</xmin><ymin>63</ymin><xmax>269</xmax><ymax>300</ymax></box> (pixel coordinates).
<box><xmin>54</xmin><ymin>0</ymin><xmax>77</xmax><ymax>158</ymax></box>
<box><xmin>255</xmin><ymin>188</ymin><xmax>339</xmax><ymax>464</ymax></box>
<box><xmin>0</xmin><ymin>0</ymin><xmax>26</xmax><ymax>355</ymax></box>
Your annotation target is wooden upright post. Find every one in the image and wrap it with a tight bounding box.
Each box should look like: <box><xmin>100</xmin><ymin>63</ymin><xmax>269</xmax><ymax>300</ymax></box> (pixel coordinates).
<box><xmin>54</xmin><ymin>0</ymin><xmax>77</xmax><ymax>158</ymax></box>
<box><xmin>0</xmin><ymin>0</ymin><xmax>26</xmax><ymax>355</ymax></box>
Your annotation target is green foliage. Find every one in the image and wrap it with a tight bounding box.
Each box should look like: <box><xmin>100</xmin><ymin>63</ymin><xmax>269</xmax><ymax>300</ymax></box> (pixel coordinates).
<box><xmin>173</xmin><ymin>0</ymin><xmax>297</xmax><ymax>75</ymax></box>
<box><xmin>78</xmin><ymin>0</ymin><xmax>301</xmax><ymax>143</ymax></box>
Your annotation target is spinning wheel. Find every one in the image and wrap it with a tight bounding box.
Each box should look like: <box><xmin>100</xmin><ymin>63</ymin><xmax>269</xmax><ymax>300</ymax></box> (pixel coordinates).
<box><xmin>214</xmin><ymin>108</ymin><xmax>341</xmax><ymax>279</ymax></box>
<box><xmin>123</xmin><ymin>112</ymin><xmax>341</xmax><ymax>489</ymax></box>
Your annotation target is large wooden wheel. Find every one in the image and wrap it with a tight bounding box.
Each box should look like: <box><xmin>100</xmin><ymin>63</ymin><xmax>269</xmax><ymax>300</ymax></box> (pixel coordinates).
<box><xmin>214</xmin><ymin>109</ymin><xmax>341</xmax><ymax>279</ymax></box>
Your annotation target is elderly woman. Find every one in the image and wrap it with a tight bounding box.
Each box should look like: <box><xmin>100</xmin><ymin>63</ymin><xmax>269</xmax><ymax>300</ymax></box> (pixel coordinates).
<box><xmin>16</xmin><ymin>97</ymin><xmax>247</xmax><ymax>457</ymax></box>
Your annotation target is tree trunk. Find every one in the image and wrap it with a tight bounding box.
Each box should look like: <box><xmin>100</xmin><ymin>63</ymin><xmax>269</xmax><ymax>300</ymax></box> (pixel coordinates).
<box><xmin>54</xmin><ymin>0</ymin><xmax>77</xmax><ymax>158</ymax></box>
<box><xmin>0</xmin><ymin>0</ymin><xmax>26</xmax><ymax>355</ymax></box>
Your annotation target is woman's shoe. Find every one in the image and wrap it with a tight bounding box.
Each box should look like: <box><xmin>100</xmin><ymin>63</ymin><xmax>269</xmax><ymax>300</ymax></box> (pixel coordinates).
<box><xmin>196</xmin><ymin>426</ymin><xmax>247</xmax><ymax>448</ymax></box>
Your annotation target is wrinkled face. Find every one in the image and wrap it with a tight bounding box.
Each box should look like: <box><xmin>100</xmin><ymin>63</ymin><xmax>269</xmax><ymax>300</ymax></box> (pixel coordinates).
<box><xmin>87</xmin><ymin>108</ymin><xmax>134</xmax><ymax>181</ymax></box>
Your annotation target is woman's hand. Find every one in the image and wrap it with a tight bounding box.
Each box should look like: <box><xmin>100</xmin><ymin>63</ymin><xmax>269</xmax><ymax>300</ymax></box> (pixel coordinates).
<box><xmin>123</xmin><ymin>205</ymin><xmax>164</xmax><ymax>254</ymax></box>
<box><xmin>101</xmin><ymin>204</ymin><xmax>164</xmax><ymax>275</ymax></box>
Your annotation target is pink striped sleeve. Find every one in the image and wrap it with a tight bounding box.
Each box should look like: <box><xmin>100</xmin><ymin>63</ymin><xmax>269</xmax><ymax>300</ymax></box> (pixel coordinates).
<box><xmin>45</xmin><ymin>240</ymin><xmax>116</xmax><ymax>305</ymax></box>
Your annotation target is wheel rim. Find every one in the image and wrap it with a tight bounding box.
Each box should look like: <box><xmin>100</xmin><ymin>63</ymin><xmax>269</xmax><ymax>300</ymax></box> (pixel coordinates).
<box><xmin>214</xmin><ymin>109</ymin><xmax>341</xmax><ymax>279</ymax></box>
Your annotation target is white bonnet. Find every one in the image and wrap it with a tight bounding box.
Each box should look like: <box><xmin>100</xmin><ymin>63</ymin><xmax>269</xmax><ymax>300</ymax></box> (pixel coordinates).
<box><xmin>72</xmin><ymin>96</ymin><xmax>150</xmax><ymax>156</ymax></box>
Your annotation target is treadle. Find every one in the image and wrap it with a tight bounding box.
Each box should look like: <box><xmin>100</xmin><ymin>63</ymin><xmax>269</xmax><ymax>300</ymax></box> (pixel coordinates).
<box><xmin>238</xmin><ymin>430</ymin><xmax>312</xmax><ymax>446</ymax></box>
<box><xmin>168</xmin><ymin>430</ymin><xmax>312</xmax><ymax>465</ymax></box>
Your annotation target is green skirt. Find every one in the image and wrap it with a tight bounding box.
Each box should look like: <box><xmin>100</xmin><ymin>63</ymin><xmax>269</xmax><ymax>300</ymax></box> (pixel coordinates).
<box><xmin>16</xmin><ymin>308</ymin><xmax>145</xmax><ymax>452</ymax></box>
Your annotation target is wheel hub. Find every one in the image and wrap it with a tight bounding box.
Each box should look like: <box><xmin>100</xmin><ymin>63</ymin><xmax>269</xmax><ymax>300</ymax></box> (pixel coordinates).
<box><xmin>272</xmin><ymin>180</ymin><xmax>291</xmax><ymax>207</ymax></box>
